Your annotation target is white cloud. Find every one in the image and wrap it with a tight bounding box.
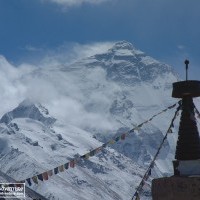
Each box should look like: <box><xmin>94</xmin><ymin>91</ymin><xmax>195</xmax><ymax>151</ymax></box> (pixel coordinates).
<box><xmin>0</xmin><ymin>41</ymin><xmax>120</xmax><ymax>133</ymax></box>
<box><xmin>39</xmin><ymin>41</ymin><xmax>114</xmax><ymax>66</ymax></box>
<box><xmin>43</xmin><ymin>0</ymin><xmax>110</xmax><ymax>7</ymax></box>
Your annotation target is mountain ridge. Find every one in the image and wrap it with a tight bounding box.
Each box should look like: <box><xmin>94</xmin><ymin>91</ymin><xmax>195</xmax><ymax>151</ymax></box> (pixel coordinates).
<box><xmin>0</xmin><ymin>40</ymin><xmax>181</xmax><ymax>200</ymax></box>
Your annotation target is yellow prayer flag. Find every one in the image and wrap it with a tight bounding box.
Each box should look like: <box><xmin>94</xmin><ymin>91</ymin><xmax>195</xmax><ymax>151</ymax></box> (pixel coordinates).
<box><xmin>32</xmin><ymin>176</ymin><xmax>38</xmax><ymax>184</ymax></box>
<box><xmin>109</xmin><ymin>139</ymin><xmax>115</xmax><ymax>144</ymax></box>
<box><xmin>59</xmin><ymin>165</ymin><xmax>64</xmax><ymax>172</ymax></box>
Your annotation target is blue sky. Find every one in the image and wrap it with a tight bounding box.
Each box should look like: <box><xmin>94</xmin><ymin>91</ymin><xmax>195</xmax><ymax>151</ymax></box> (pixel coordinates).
<box><xmin>0</xmin><ymin>0</ymin><xmax>200</xmax><ymax>79</ymax></box>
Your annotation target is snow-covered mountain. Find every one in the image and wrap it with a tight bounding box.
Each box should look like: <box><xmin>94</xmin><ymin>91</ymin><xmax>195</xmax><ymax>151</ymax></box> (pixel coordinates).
<box><xmin>0</xmin><ymin>41</ymin><xmax>184</xmax><ymax>199</ymax></box>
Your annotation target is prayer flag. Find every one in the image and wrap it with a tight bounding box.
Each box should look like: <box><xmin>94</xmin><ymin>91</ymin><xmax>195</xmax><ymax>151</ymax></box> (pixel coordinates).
<box><xmin>54</xmin><ymin>167</ymin><xmax>59</xmax><ymax>174</ymax></box>
<box><xmin>37</xmin><ymin>174</ymin><xmax>43</xmax><ymax>181</ymax></box>
<box><xmin>109</xmin><ymin>139</ymin><xmax>115</xmax><ymax>144</ymax></box>
<box><xmin>89</xmin><ymin>150</ymin><xmax>95</xmax><ymax>157</ymax></box>
<box><xmin>102</xmin><ymin>143</ymin><xmax>108</xmax><ymax>148</ymax></box>
<box><xmin>32</xmin><ymin>176</ymin><xmax>38</xmax><ymax>184</ymax></box>
<box><xmin>59</xmin><ymin>165</ymin><xmax>64</xmax><ymax>172</ymax></box>
<box><xmin>115</xmin><ymin>136</ymin><xmax>120</xmax><ymax>142</ymax></box>
<box><xmin>47</xmin><ymin>170</ymin><xmax>53</xmax><ymax>177</ymax></box>
<box><xmin>121</xmin><ymin>133</ymin><xmax>126</xmax><ymax>140</ymax></box>
<box><xmin>95</xmin><ymin>147</ymin><xmax>102</xmax><ymax>154</ymax></box>
<box><xmin>42</xmin><ymin>172</ymin><xmax>48</xmax><ymax>181</ymax></box>
<box><xmin>26</xmin><ymin>178</ymin><xmax>32</xmax><ymax>186</ymax></box>
<box><xmin>64</xmin><ymin>163</ymin><xmax>69</xmax><ymax>170</ymax></box>
<box><xmin>167</xmin><ymin>128</ymin><xmax>173</xmax><ymax>133</ymax></box>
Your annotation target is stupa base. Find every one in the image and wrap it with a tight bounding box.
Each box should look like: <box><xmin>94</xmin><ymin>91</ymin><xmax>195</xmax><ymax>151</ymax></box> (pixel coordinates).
<box><xmin>152</xmin><ymin>176</ymin><xmax>200</xmax><ymax>200</ymax></box>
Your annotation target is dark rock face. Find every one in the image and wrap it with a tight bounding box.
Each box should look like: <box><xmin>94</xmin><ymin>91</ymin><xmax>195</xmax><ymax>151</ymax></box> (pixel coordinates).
<box><xmin>92</xmin><ymin>41</ymin><xmax>174</xmax><ymax>85</ymax></box>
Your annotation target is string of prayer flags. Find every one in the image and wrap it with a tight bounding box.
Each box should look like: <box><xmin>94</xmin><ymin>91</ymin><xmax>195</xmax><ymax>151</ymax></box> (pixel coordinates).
<box><xmin>32</xmin><ymin>176</ymin><xmax>38</xmax><ymax>184</ymax></box>
<box><xmin>95</xmin><ymin>146</ymin><xmax>102</xmax><ymax>154</ymax></box>
<box><xmin>121</xmin><ymin>133</ymin><xmax>126</xmax><ymax>140</ymax></box>
<box><xmin>115</xmin><ymin>136</ymin><xmax>120</xmax><ymax>142</ymax></box>
<box><xmin>109</xmin><ymin>139</ymin><xmax>116</xmax><ymax>144</ymax></box>
<box><xmin>84</xmin><ymin>153</ymin><xmax>90</xmax><ymax>159</ymax></box>
<box><xmin>89</xmin><ymin>150</ymin><xmax>96</xmax><ymax>157</ymax></box>
<box><xmin>131</xmin><ymin>102</ymin><xmax>181</xmax><ymax>200</ymax></box>
<box><xmin>21</xmin><ymin>101</ymin><xmax>180</xmax><ymax>186</ymax></box>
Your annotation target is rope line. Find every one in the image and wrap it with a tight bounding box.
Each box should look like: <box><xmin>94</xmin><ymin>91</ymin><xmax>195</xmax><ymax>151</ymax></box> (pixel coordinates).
<box><xmin>131</xmin><ymin>100</ymin><xmax>182</xmax><ymax>200</ymax></box>
<box><xmin>19</xmin><ymin>101</ymin><xmax>180</xmax><ymax>186</ymax></box>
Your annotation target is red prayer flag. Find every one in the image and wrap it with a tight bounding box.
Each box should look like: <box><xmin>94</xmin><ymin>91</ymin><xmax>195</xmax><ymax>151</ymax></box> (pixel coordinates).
<box><xmin>42</xmin><ymin>172</ymin><xmax>48</xmax><ymax>181</ymax></box>
<box><xmin>70</xmin><ymin>160</ymin><xmax>75</xmax><ymax>168</ymax></box>
<box><xmin>121</xmin><ymin>133</ymin><xmax>126</xmax><ymax>140</ymax></box>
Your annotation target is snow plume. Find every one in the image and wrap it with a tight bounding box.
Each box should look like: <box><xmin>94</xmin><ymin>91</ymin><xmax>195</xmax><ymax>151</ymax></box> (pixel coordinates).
<box><xmin>0</xmin><ymin>55</ymin><xmax>28</xmax><ymax>116</ymax></box>
<box><xmin>43</xmin><ymin>0</ymin><xmax>111</xmax><ymax>7</ymax></box>
<box><xmin>0</xmin><ymin>42</ymin><xmax>119</xmax><ymax>132</ymax></box>
<box><xmin>40</xmin><ymin>41</ymin><xmax>114</xmax><ymax>66</ymax></box>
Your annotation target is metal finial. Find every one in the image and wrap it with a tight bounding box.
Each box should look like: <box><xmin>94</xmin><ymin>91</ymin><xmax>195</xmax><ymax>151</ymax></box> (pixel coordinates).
<box><xmin>185</xmin><ymin>59</ymin><xmax>189</xmax><ymax>81</ymax></box>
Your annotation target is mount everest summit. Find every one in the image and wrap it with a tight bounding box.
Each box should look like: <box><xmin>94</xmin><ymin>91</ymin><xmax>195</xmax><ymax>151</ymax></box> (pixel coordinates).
<box><xmin>0</xmin><ymin>41</ymin><xmax>192</xmax><ymax>199</ymax></box>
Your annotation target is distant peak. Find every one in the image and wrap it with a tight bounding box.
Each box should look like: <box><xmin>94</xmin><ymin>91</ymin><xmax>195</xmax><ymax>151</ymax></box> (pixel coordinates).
<box><xmin>18</xmin><ymin>99</ymin><xmax>35</xmax><ymax>107</ymax></box>
<box><xmin>0</xmin><ymin>99</ymin><xmax>56</xmax><ymax>126</ymax></box>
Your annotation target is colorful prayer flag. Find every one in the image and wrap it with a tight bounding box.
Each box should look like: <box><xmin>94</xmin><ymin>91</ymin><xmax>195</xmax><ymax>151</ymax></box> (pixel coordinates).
<box><xmin>64</xmin><ymin>163</ymin><xmax>69</xmax><ymax>170</ymax></box>
<box><xmin>134</xmin><ymin>127</ymin><xmax>141</xmax><ymax>131</ymax></box>
<box><xmin>70</xmin><ymin>160</ymin><xmax>75</xmax><ymax>168</ymax></box>
<box><xmin>54</xmin><ymin>167</ymin><xmax>59</xmax><ymax>174</ymax></box>
<box><xmin>42</xmin><ymin>172</ymin><xmax>48</xmax><ymax>181</ymax></box>
<box><xmin>59</xmin><ymin>165</ymin><xmax>64</xmax><ymax>172</ymax></box>
<box><xmin>84</xmin><ymin>153</ymin><xmax>90</xmax><ymax>159</ymax></box>
<box><xmin>121</xmin><ymin>133</ymin><xmax>126</xmax><ymax>140</ymax></box>
<box><xmin>26</xmin><ymin>178</ymin><xmax>32</xmax><ymax>186</ymax></box>
<box><xmin>136</xmin><ymin>195</ymin><xmax>140</xmax><ymax>200</ymax></box>
<box><xmin>138</xmin><ymin>124</ymin><xmax>143</xmax><ymax>128</ymax></box>
<box><xmin>32</xmin><ymin>176</ymin><xmax>38</xmax><ymax>184</ymax></box>
<box><xmin>148</xmin><ymin>169</ymin><xmax>151</xmax><ymax>176</ymax></box>
<box><xmin>37</xmin><ymin>174</ymin><xmax>43</xmax><ymax>181</ymax></box>
<box><xmin>47</xmin><ymin>170</ymin><xmax>53</xmax><ymax>177</ymax></box>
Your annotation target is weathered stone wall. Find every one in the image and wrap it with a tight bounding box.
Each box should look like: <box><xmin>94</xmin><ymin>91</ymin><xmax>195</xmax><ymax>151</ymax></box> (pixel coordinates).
<box><xmin>152</xmin><ymin>177</ymin><xmax>200</xmax><ymax>200</ymax></box>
